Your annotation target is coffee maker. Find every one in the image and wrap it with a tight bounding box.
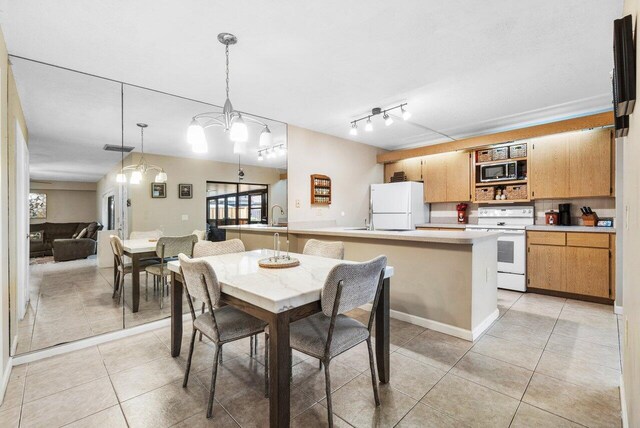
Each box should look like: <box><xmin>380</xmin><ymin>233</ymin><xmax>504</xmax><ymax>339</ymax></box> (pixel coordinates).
<box><xmin>559</xmin><ymin>203</ymin><xmax>571</xmax><ymax>226</ymax></box>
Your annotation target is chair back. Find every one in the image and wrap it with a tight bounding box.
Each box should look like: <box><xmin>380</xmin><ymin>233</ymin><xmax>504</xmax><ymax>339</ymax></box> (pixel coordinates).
<box><xmin>130</xmin><ymin>229</ymin><xmax>163</xmax><ymax>240</ymax></box>
<box><xmin>303</xmin><ymin>239</ymin><xmax>345</xmax><ymax>260</ymax></box>
<box><xmin>178</xmin><ymin>253</ymin><xmax>221</xmax><ymax>312</ymax></box>
<box><xmin>192</xmin><ymin>229</ymin><xmax>206</xmax><ymax>241</ymax></box>
<box><xmin>156</xmin><ymin>235</ymin><xmax>198</xmax><ymax>259</ymax></box>
<box><xmin>109</xmin><ymin>235</ymin><xmax>125</xmax><ymax>270</ymax></box>
<box><xmin>193</xmin><ymin>239</ymin><xmax>245</xmax><ymax>258</ymax></box>
<box><xmin>321</xmin><ymin>256</ymin><xmax>387</xmax><ymax>316</ymax></box>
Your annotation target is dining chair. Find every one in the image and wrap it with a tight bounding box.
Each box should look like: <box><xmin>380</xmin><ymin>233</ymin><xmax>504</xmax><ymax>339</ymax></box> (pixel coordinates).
<box><xmin>108</xmin><ymin>235</ymin><xmax>158</xmax><ymax>301</ymax></box>
<box><xmin>179</xmin><ymin>253</ymin><xmax>268</xmax><ymax>418</ymax></box>
<box><xmin>192</xmin><ymin>229</ymin><xmax>207</xmax><ymax>241</ymax></box>
<box><xmin>146</xmin><ymin>235</ymin><xmax>198</xmax><ymax>308</ymax></box>
<box><xmin>264</xmin><ymin>239</ymin><xmax>346</xmax><ymax>393</ymax></box>
<box><xmin>266</xmin><ymin>256</ymin><xmax>387</xmax><ymax>427</ymax></box>
<box><xmin>303</xmin><ymin>239</ymin><xmax>345</xmax><ymax>260</ymax></box>
<box><xmin>192</xmin><ymin>239</ymin><xmax>258</xmax><ymax>357</ymax></box>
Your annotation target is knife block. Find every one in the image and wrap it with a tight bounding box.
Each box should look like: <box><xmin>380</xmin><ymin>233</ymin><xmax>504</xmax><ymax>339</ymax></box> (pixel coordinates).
<box><xmin>581</xmin><ymin>213</ymin><xmax>598</xmax><ymax>227</ymax></box>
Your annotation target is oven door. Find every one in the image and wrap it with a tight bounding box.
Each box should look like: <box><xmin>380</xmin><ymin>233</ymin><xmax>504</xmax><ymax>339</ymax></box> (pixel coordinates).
<box><xmin>488</xmin><ymin>229</ymin><xmax>526</xmax><ymax>275</ymax></box>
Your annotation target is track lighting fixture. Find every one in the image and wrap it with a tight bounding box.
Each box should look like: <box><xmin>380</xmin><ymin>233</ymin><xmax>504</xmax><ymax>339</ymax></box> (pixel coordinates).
<box><xmin>348</xmin><ymin>103</ymin><xmax>409</xmax><ymax>135</ymax></box>
<box><xmin>257</xmin><ymin>143</ymin><xmax>286</xmax><ymax>161</ymax></box>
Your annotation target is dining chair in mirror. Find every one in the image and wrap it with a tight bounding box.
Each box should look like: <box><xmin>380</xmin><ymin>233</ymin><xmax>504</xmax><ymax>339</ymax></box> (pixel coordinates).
<box><xmin>303</xmin><ymin>239</ymin><xmax>345</xmax><ymax>260</ymax></box>
<box><xmin>129</xmin><ymin>229</ymin><xmax>163</xmax><ymax>240</ymax></box>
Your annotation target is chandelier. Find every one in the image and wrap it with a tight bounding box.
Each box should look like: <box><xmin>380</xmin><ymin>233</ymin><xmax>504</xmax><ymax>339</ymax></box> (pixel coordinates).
<box><xmin>187</xmin><ymin>33</ymin><xmax>273</xmax><ymax>155</ymax></box>
<box><xmin>116</xmin><ymin>123</ymin><xmax>167</xmax><ymax>184</ymax></box>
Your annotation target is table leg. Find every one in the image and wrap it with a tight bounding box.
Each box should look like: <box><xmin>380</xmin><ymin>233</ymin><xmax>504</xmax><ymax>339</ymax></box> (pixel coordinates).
<box><xmin>375</xmin><ymin>277</ymin><xmax>390</xmax><ymax>383</ymax></box>
<box><xmin>268</xmin><ymin>311</ymin><xmax>291</xmax><ymax>428</ymax></box>
<box><xmin>171</xmin><ymin>272</ymin><xmax>183</xmax><ymax>357</ymax></box>
<box><xmin>132</xmin><ymin>254</ymin><xmax>140</xmax><ymax>313</ymax></box>
<box><xmin>113</xmin><ymin>256</ymin><xmax>117</xmax><ymax>288</ymax></box>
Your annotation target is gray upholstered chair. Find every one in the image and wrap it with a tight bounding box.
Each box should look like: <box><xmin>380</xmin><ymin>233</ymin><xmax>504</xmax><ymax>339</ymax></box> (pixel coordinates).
<box><xmin>266</xmin><ymin>256</ymin><xmax>387</xmax><ymax>427</ymax></box>
<box><xmin>179</xmin><ymin>254</ymin><xmax>268</xmax><ymax>419</ymax></box>
<box><xmin>146</xmin><ymin>235</ymin><xmax>198</xmax><ymax>308</ymax></box>
<box><xmin>108</xmin><ymin>235</ymin><xmax>157</xmax><ymax>301</ymax></box>
<box><xmin>303</xmin><ymin>239</ymin><xmax>345</xmax><ymax>260</ymax></box>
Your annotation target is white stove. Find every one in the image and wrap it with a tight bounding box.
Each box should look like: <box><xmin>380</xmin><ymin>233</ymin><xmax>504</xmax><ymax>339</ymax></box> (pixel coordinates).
<box><xmin>466</xmin><ymin>206</ymin><xmax>534</xmax><ymax>292</ymax></box>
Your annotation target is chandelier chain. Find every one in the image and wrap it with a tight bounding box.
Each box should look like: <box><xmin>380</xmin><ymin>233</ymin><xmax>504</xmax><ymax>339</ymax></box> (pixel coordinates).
<box><xmin>225</xmin><ymin>44</ymin><xmax>230</xmax><ymax>100</ymax></box>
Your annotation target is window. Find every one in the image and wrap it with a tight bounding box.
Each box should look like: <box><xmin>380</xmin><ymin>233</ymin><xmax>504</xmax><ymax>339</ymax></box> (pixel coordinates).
<box><xmin>206</xmin><ymin>182</ymin><xmax>268</xmax><ymax>227</ymax></box>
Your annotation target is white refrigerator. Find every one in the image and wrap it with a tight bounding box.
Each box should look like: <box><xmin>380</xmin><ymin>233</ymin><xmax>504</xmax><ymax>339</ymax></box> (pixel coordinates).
<box><xmin>371</xmin><ymin>182</ymin><xmax>429</xmax><ymax>230</ymax></box>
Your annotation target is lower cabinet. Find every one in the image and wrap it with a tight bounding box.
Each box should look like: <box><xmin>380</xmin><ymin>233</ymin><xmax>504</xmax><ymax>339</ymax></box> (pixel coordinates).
<box><xmin>527</xmin><ymin>231</ymin><xmax>614</xmax><ymax>300</ymax></box>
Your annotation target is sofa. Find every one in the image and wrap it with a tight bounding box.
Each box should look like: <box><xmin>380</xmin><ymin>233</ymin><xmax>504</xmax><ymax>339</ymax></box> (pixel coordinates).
<box><xmin>30</xmin><ymin>222</ymin><xmax>103</xmax><ymax>261</ymax></box>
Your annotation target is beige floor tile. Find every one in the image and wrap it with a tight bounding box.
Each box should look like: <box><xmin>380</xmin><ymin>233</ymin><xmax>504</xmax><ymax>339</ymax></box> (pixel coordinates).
<box><xmin>422</xmin><ymin>374</ymin><xmax>519</xmax><ymax>428</ymax></box>
<box><xmin>110</xmin><ymin>355</ymin><xmax>186</xmax><ymax>401</ymax></box>
<box><xmin>292</xmin><ymin>358</ymin><xmax>360</xmax><ymax>402</ymax></box>
<box><xmin>179</xmin><ymin>337</ymin><xmax>246</xmax><ymax>374</ymax></box>
<box><xmin>291</xmin><ymin>402</ymin><xmax>351</xmax><ymax>428</ymax></box>
<box><xmin>499</xmin><ymin>309</ymin><xmax>558</xmax><ymax>332</ymax></box>
<box><xmin>172</xmin><ymin>404</ymin><xmax>240</xmax><ymax>427</ymax></box>
<box><xmin>497</xmin><ymin>289</ymin><xmax>523</xmax><ymax>308</ymax></box>
<box><xmin>510</xmin><ymin>403</ymin><xmax>582</xmax><ymax>427</ymax></box>
<box><xmin>194</xmin><ymin>354</ymin><xmax>265</xmax><ymax>405</ymax></box>
<box><xmin>30</xmin><ymin>317</ymin><xmax>93</xmax><ymax>351</ymax></box>
<box><xmin>65</xmin><ymin>405</ymin><xmax>128</xmax><ymax>428</ymax></box>
<box><xmin>545</xmin><ymin>333</ymin><xmax>620</xmax><ymax>370</ymax></box>
<box><xmin>120</xmin><ymin>380</ymin><xmax>209</xmax><ymax>428</ymax></box>
<box><xmin>535</xmin><ymin>351</ymin><xmax>620</xmax><ymax>390</ymax></box>
<box><xmin>553</xmin><ymin>319</ymin><xmax>618</xmax><ymax>348</ymax></box>
<box><xmin>0</xmin><ymin>365</ymin><xmax>26</xmax><ymax>412</ymax></box>
<box><xmin>522</xmin><ymin>373</ymin><xmax>621</xmax><ymax>428</ymax></box>
<box><xmin>20</xmin><ymin>377</ymin><xmax>118</xmax><ymax>428</ymax></box>
<box><xmin>396</xmin><ymin>329</ymin><xmax>473</xmax><ymax>371</ymax></box>
<box><xmin>486</xmin><ymin>319</ymin><xmax>551</xmax><ymax>349</ymax></box>
<box><xmin>451</xmin><ymin>352</ymin><xmax>533</xmax><ymax>400</ymax></box>
<box><xmin>387</xmin><ymin>352</ymin><xmax>446</xmax><ymax>400</ymax></box>
<box><xmin>385</xmin><ymin>318</ymin><xmax>427</xmax><ymax>348</ymax></box>
<box><xmin>98</xmin><ymin>331</ymin><xmax>167</xmax><ymax>373</ymax></box>
<box><xmin>397</xmin><ymin>402</ymin><xmax>468</xmax><ymax>427</ymax></box>
<box><xmin>0</xmin><ymin>405</ymin><xmax>21</xmax><ymax>428</ymax></box>
<box><xmin>330</xmin><ymin>341</ymin><xmax>374</xmax><ymax>373</ymax></box>
<box><xmin>471</xmin><ymin>334</ymin><xmax>543</xmax><ymax>371</ymax></box>
<box><xmin>15</xmin><ymin>325</ymin><xmax>33</xmax><ymax>354</ymax></box>
<box><xmin>562</xmin><ymin>300</ymin><xmax>615</xmax><ymax>317</ymax></box>
<box><xmin>321</xmin><ymin>373</ymin><xmax>417</xmax><ymax>428</ymax></box>
<box><xmin>24</xmin><ymin>351</ymin><xmax>108</xmax><ymax>403</ymax></box>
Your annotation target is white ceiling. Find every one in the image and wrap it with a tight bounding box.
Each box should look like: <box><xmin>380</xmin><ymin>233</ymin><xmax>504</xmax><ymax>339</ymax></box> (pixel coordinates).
<box><xmin>2</xmin><ymin>0</ymin><xmax>623</xmax><ymax>180</ymax></box>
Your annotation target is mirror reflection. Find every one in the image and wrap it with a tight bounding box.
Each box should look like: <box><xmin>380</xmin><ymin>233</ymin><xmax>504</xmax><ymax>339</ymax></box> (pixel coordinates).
<box><xmin>11</xmin><ymin>59</ymin><xmax>287</xmax><ymax>355</ymax></box>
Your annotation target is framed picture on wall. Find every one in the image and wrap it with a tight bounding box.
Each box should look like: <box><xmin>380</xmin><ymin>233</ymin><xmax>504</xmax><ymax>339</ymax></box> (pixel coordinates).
<box><xmin>179</xmin><ymin>183</ymin><xmax>192</xmax><ymax>199</ymax></box>
<box><xmin>29</xmin><ymin>193</ymin><xmax>47</xmax><ymax>219</ymax></box>
<box><xmin>151</xmin><ymin>182</ymin><xmax>167</xmax><ymax>198</ymax></box>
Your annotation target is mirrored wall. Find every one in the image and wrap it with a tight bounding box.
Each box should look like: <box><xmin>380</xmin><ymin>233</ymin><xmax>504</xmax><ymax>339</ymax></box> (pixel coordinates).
<box><xmin>9</xmin><ymin>57</ymin><xmax>287</xmax><ymax>355</ymax></box>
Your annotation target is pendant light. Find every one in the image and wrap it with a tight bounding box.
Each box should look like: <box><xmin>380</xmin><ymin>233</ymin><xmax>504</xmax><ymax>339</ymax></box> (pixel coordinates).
<box><xmin>116</xmin><ymin>123</ymin><xmax>167</xmax><ymax>184</ymax></box>
<box><xmin>187</xmin><ymin>33</ymin><xmax>272</xmax><ymax>153</ymax></box>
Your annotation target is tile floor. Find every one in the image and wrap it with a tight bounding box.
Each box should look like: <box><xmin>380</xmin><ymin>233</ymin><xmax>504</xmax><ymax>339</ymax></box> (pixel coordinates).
<box><xmin>1</xmin><ymin>290</ymin><xmax>622</xmax><ymax>427</ymax></box>
<box><xmin>17</xmin><ymin>257</ymin><xmax>183</xmax><ymax>353</ymax></box>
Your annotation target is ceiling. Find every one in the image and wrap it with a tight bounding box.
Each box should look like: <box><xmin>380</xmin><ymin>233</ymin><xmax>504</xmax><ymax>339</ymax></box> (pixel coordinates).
<box><xmin>2</xmin><ymin>0</ymin><xmax>623</xmax><ymax>180</ymax></box>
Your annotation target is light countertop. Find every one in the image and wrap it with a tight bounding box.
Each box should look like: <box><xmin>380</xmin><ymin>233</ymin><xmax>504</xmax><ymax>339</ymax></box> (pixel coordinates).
<box><xmin>415</xmin><ymin>223</ymin><xmax>468</xmax><ymax>229</ymax></box>
<box><xmin>221</xmin><ymin>224</ymin><xmax>500</xmax><ymax>245</ymax></box>
<box><xmin>526</xmin><ymin>225</ymin><xmax>616</xmax><ymax>234</ymax></box>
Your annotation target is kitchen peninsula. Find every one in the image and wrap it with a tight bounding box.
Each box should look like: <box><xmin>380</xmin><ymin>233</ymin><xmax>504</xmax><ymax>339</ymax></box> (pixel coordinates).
<box><xmin>223</xmin><ymin>225</ymin><xmax>500</xmax><ymax>340</ymax></box>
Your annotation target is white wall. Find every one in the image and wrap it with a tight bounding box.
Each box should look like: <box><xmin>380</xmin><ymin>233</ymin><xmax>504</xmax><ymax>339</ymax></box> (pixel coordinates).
<box><xmin>287</xmin><ymin>125</ymin><xmax>384</xmax><ymax>227</ymax></box>
<box><xmin>29</xmin><ymin>181</ymin><xmax>97</xmax><ymax>225</ymax></box>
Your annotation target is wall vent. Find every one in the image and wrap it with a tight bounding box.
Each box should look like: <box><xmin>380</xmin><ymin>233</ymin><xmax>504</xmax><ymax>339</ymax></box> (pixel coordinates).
<box><xmin>103</xmin><ymin>144</ymin><xmax>134</xmax><ymax>153</ymax></box>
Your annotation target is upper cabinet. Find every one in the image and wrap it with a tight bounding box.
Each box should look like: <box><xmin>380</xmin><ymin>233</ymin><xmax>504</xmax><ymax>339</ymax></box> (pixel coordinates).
<box><xmin>422</xmin><ymin>151</ymin><xmax>471</xmax><ymax>203</ymax></box>
<box><xmin>383</xmin><ymin>158</ymin><xmax>422</xmax><ymax>183</ymax></box>
<box><xmin>530</xmin><ymin>128</ymin><xmax>613</xmax><ymax>199</ymax></box>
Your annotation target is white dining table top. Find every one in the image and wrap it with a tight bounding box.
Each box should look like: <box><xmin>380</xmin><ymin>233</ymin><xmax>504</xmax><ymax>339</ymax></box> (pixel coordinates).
<box><xmin>167</xmin><ymin>249</ymin><xmax>394</xmax><ymax>313</ymax></box>
<box><xmin>122</xmin><ymin>239</ymin><xmax>158</xmax><ymax>254</ymax></box>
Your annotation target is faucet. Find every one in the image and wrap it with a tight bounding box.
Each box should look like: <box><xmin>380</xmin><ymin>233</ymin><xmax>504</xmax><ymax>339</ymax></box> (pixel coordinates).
<box><xmin>271</xmin><ymin>204</ymin><xmax>284</xmax><ymax>226</ymax></box>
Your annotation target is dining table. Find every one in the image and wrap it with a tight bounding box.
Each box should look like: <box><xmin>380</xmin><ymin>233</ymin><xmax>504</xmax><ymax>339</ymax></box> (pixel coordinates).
<box><xmin>167</xmin><ymin>249</ymin><xmax>394</xmax><ymax>428</ymax></box>
<box><xmin>117</xmin><ymin>239</ymin><xmax>158</xmax><ymax>313</ymax></box>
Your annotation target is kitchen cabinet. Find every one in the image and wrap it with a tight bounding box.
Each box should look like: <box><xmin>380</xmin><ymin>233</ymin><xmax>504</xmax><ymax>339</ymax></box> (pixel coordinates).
<box><xmin>383</xmin><ymin>158</ymin><xmax>422</xmax><ymax>183</ymax></box>
<box><xmin>527</xmin><ymin>231</ymin><xmax>615</xmax><ymax>300</ymax></box>
<box><xmin>422</xmin><ymin>151</ymin><xmax>471</xmax><ymax>203</ymax></box>
<box><xmin>530</xmin><ymin>128</ymin><xmax>612</xmax><ymax>199</ymax></box>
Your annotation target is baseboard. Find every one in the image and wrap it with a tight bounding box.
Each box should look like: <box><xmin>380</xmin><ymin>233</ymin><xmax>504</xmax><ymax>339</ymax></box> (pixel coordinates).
<box><xmin>615</xmin><ymin>305</ymin><xmax>623</xmax><ymax>315</ymax></box>
<box><xmin>359</xmin><ymin>304</ymin><xmax>497</xmax><ymax>341</ymax></box>
<box><xmin>12</xmin><ymin>313</ymin><xmax>191</xmax><ymax>366</ymax></box>
<box><xmin>0</xmin><ymin>357</ymin><xmax>14</xmax><ymax>407</ymax></box>
<box><xmin>620</xmin><ymin>374</ymin><xmax>629</xmax><ymax>428</ymax></box>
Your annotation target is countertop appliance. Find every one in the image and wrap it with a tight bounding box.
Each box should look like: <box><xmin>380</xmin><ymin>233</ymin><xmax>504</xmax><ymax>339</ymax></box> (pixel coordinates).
<box><xmin>371</xmin><ymin>182</ymin><xmax>428</xmax><ymax>230</ymax></box>
<box><xmin>559</xmin><ymin>203</ymin><xmax>571</xmax><ymax>226</ymax></box>
<box><xmin>479</xmin><ymin>161</ymin><xmax>518</xmax><ymax>182</ymax></box>
<box><xmin>466</xmin><ymin>206</ymin><xmax>534</xmax><ymax>292</ymax></box>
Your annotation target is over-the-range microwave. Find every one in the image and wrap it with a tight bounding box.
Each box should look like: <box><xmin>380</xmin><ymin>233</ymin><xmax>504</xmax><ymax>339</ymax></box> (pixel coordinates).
<box><xmin>480</xmin><ymin>161</ymin><xmax>518</xmax><ymax>182</ymax></box>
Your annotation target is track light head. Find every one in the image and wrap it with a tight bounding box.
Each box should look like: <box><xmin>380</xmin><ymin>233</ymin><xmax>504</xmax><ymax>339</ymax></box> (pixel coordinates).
<box><xmin>365</xmin><ymin>117</ymin><xmax>373</xmax><ymax>132</ymax></box>
<box><xmin>350</xmin><ymin>122</ymin><xmax>358</xmax><ymax>136</ymax></box>
<box><xmin>383</xmin><ymin>113</ymin><xmax>393</xmax><ymax>126</ymax></box>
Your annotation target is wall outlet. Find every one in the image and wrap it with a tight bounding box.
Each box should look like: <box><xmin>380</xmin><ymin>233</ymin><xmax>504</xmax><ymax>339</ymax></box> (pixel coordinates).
<box><xmin>295</xmin><ymin>199</ymin><xmax>300</xmax><ymax>208</ymax></box>
<box><xmin>181</xmin><ymin>214</ymin><xmax>189</xmax><ymax>221</ymax></box>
